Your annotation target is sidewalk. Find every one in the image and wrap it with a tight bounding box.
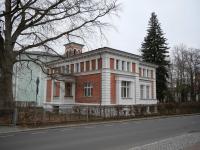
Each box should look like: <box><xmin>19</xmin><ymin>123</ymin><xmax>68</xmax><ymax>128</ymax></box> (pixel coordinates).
<box><xmin>184</xmin><ymin>142</ymin><xmax>200</xmax><ymax>150</ymax></box>
<box><xmin>0</xmin><ymin>126</ymin><xmax>28</xmax><ymax>134</ymax></box>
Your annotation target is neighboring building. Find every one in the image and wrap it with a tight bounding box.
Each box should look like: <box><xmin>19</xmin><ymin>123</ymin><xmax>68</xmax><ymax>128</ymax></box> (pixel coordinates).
<box><xmin>13</xmin><ymin>51</ymin><xmax>59</xmax><ymax>106</ymax></box>
<box><xmin>43</xmin><ymin>43</ymin><xmax>157</xmax><ymax>108</ymax></box>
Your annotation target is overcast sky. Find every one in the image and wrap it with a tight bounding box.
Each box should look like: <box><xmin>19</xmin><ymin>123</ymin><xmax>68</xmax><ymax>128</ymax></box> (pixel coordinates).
<box><xmin>95</xmin><ymin>0</ymin><xmax>200</xmax><ymax>55</ymax></box>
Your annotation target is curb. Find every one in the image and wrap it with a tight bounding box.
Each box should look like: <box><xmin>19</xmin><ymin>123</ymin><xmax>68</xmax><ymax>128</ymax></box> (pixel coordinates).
<box><xmin>0</xmin><ymin>113</ymin><xmax>200</xmax><ymax>135</ymax></box>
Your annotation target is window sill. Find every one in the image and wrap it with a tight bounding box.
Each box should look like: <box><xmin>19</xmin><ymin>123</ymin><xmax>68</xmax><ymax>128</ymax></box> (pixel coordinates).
<box><xmin>64</xmin><ymin>96</ymin><xmax>73</xmax><ymax>98</ymax></box>
<box><xmin>140</xmin><ymin>99</ymin><xmax>156</xmax><ymax>100</ymax></box>
<box><xmin>121</xmin><ymin>97</ymin><xmax>132</xmax><ymax>100</ymax></box>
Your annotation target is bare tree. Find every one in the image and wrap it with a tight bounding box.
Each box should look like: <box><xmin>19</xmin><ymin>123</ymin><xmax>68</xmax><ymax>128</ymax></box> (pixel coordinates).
<box><xmin>0</xmin><ymin>0</ymin><xmax>119</xmax><ymax>108</ymax></box>
<box><xmin>170</xmin><ymin>45</ymin><xmax>200</xmax><ymax>102</ymax></box>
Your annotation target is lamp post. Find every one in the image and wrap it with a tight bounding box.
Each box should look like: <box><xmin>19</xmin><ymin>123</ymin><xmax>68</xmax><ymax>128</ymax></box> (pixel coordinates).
<box><xmin>36</xmin><ymin>77</ymin><xmax>40</xmax><ymax>105</ymax></box>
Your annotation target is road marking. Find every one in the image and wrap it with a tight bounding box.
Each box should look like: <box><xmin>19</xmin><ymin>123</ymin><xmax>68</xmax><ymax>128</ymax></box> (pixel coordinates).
<box><xmin>31</xmin><ymin>131</ymin><xmax>47</xmax><ymax>135</ymax></box>
<box><xmin>0</xmin><ymin>134</ymin><xmax>14</xmax><ymax>138</ymax></box>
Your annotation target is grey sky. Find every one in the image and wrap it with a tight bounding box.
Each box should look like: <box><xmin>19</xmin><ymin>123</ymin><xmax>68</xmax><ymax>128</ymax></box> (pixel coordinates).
<box><xmin>99</xmin><ymin>0</ymin><xmax>200</xmax><ymax>55</ymax></box>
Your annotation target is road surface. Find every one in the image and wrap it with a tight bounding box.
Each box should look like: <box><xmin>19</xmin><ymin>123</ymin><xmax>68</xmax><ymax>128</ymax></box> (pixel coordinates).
<box><xmin>0</xmin><ymin>115</ymin><xmax>200</xmax><ymax>150</ymax></box>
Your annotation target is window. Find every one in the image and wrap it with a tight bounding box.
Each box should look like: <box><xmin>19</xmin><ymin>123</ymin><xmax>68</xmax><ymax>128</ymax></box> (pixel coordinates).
<box><xmin>146</xmin><ymin>85</ymin><xmax>150</xmax><ymax>99</ymax></box>
<box><xmin>98</xmin><ymin>58</ymin><xmax>102</xmax><ymax>69</ymax></box>
<box><xmin>140</xmin><ymin>85</ymin><xmax>144</xmax><ymax>99</ymax></box>
<box><xmin>132</xmin><ymin>63</ymin><xmax>136</xmax><ymax>73</ymax></box>
<box><xmin>122</xmin><ymin>61</ymin><xmax>125</xmax><ymax>71</ymax></box>
<box><xmin>75</xmin><ymin>63</ymin><xmax>79</xmax><ymax>72</ymax></box>
<box><xmin>110</xmin><ymin>58</ymin><xmax>114</xmax><ymax>70</ymax></box>
<box><xmin>86</xmin><ymin>61</ymin><xmax>90</xmax><ymax>71</ymax></box>
<box><xmin>65</xmin><ymin>82</ymin><xmax>72</xmax><ymax>97</ymax></box>
<box><xmin>121</xmin><ymin>81</ymin><xmax>130</xmax><ymax>98</ymax></box>
<box><xmin>65</xmin><ymin>65</ymin><xmax>69</xmax><ymax>73</ymax></box>
<box><xmin>53</xmin><ymin>81</ymin><xmax>60</xmax><ymax>97</ymax></box>
<box><xmin>80</xmin><ymin>62</ymin><xmax>84</xmax><ymax>72</ymax></box>
<box><xmin>62</xmin><ymin>66</ymin><xmax>65</xmax><ymax>74</ymax></box>
<box><xmin>91</xmin><ymin>59</ymin><xmax>96</xmax><ymax>70</ymax></box>
<box><xmin>151</xmin><ymin>70</ymin><xmax>153</xmax><ymax>78</ymax></box>
<box><xmin>143</xmin><ymin>69</ymin><xmax>146</xmax><ymax>77</ymax></box>
<box><xmin>127</xmin><ymin>62</ymin><xmax>130</xmax><ymax>72</ymax></box>
<box><xmin>116</xmin><ymin>60</ymin><xmax>119</xmax><ymax>70</ymax></box>
<box><xmin>53</xmin><ymin>82</ymin><xmax>57</xmax><ymax>96</ymax></box>
<box><xmin>84</xmin><ymin>82</ymin><xmax>93</xmax><ymax>97</ymax></box>
<box><xmin>70</xmin><ymin>64</ymin><xmax>74</xmax><ymax>73</ymax></box>
<box><xmin>139</xmin><ymin>68</ymin><xmax>142</xmax><ymax>77</ymax></box>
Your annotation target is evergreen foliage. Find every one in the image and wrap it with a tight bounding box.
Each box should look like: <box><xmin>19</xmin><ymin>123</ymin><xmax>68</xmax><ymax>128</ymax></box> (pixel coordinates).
<box><xmin>141</xmin><ymin>12</ymin><xmax>169</xmax><ymax>102</ymax></box>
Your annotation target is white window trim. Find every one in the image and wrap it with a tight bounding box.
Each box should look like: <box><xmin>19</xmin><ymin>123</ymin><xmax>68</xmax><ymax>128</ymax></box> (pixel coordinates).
<box><xmin>121</xmin><ymin>81</ymin><xmax>130</xmax><ymax>98</ymax></box>
<box><xmin>84</xmin><ymin>82</ymin><xmax>93</xmax><ymax>97</ymax></box>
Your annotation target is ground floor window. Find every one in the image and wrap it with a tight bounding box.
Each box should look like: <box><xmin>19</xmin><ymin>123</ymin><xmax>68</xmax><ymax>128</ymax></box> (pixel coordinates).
<box><xmin>140</xmin><ymin>85</ymin><xmax>144</xmax><ymax>99</ymax></box>
<box><xmin>53</xmin><ymin>81</ymin><xmax>60</xmax><ymax>97</ymax></box>
<box><xmin>84</xmin><ymin>82</ymin><xmax>93</xmax><ymax>97</ymax></box>
<box><xmin>146</xmin><ymin>85</ymin><xmax>150</xmax><ymax>99</ymax></box>
<box><xmin>65</xmin><ymin>82</ymin><xmax>72</xmax><ymax>97</ymax></box>
<box><xmin>121</xmin><ymin>81</ymin><xmax>130</xmax><ymax>98</ymax></box>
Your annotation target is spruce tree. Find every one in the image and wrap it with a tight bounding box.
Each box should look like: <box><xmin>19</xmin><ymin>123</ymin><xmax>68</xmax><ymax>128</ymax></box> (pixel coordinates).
<box><xmin>141</xmin><ymin>12</ymin><xmax>169</xmax><ymax>102</ymax></box>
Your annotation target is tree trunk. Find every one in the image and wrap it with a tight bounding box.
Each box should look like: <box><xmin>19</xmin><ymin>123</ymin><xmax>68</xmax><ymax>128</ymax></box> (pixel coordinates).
<box><xmin>0</xmin><ymin>66</ymin><xmax>13</xmax><ymax>108</ymax></box>
<box><xmin>0</xmin><ymin>33</ymin><xmax>14</xmax><ymax>109</ymax></box>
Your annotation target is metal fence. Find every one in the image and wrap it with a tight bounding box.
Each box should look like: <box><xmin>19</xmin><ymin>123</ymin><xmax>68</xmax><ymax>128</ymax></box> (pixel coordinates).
<box><xmin>1</xmin><ymin>102</ymin><xmax>200</xmax><ymax>126</ymax></box>
<box><xmin>0</xmin><ymin>104</ymin><xmax>157</xmax><ymax>126</ymax></box>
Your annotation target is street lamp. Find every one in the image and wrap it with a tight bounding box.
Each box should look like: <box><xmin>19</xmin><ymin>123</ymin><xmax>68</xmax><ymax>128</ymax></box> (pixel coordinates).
<box><xmin>36</xmin><ymin>77</ymin><xmax>40</xmax><ymax>105</ymax></box>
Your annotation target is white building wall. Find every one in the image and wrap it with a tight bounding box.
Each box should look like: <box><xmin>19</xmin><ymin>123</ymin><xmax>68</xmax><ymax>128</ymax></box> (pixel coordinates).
<box><xmin>101</xmin><ymin>54</ymin><xmax>111</xmax><ymax>105</ymax></box>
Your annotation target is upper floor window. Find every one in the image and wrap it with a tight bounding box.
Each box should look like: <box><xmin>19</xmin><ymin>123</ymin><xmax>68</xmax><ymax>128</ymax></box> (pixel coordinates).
<box><xmin>143</xmin><ymin>69</ymin><xmax>146</xmax><ymax>77</ymax></box>
<box><xmin>66</xmin><ymin>65</ymin><xmax>69</xmax><ymax>73</ymax></box>
<box><xmin>116</xmin><ymin>59</ymin><xmax>119</xmax><ymax>70</ymax></box>
<box><xmin>127</xmin><ymin>62</ymin><xmax>130</xmax><ymax>72</ymax></box>
<box><xmin>91</xmin><ymin>59</ymin><xmax>96</xmax><ymax>70</ymax></box>
<box><xmin>122</xmin><ymin>61</ymin><xmax>125</xmax><ymax>71</ymax></box>
<box><xmin>139</xmin><ymin>68</ymin><xmax>142</xmax><ymax>77</ymax></box>
<box><xmin>75</xmin><ymin>63</ymin><xmax>79</xmax><ymax>72</ymax></box>
<box><xmin>121</xmin><ymin>81</ymin><xmax>130</xmax><ymax>98</ymax></box>
<box><xmin>86</xmin><ymin>61</ymin><xmax>90</xmax><ymax>71</ymax></box>
<box><xmin>151</xmin><ymin>70</ymin><xmax>153</xmax><ymax>78</ymax></box>
<box><xmin>84</xmin><ymin>82</ymin><xmax>93</xmax><ymax>97</ymax></box>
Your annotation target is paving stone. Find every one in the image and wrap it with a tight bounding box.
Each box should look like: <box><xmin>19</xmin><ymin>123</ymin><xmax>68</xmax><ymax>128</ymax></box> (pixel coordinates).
<box><xmin>130</xmin><ymin>132</ymin><xmax>200</xmax><ymax>150</ymax></box>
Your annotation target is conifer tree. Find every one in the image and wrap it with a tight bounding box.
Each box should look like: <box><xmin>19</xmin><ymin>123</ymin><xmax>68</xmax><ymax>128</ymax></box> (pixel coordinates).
<box><xmin>141</xmin><ymin>12</ymin><xmax>169</xmax><ymax>102</ymax></box>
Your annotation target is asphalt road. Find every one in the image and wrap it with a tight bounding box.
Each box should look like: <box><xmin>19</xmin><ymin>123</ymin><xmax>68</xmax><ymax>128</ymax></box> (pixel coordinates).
<box><xmin>0</xmin><ymin>115</ymin><xmax>200</xmax><ymax>150</ymax></box>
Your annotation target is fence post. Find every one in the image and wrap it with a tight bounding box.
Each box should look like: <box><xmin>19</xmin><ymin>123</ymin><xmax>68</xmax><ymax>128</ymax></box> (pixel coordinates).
<box><xmin>86</xmin><ymin>106</ymin><xmax>89</xmax><ymax>122</ymax></box>
<box><xmin>43</xmin><ymin>109</ymin><xmax>46</xmax><ymax>125</ymax></box>
<box><xmin>154</xmin><ymin>105</ymin><xmax>158</xmax><ymax>114</ymax></box>
<box><xmin>12</xmin><ymin>107</ymin><xmax>18</xmax><ymax>126</ymax></box>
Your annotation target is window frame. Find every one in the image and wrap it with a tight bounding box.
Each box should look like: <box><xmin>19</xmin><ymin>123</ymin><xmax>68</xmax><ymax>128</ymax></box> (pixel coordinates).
<box><xmin>127</xmin><ymin>62</ymin><xmax>130</xmax><ymax>72</ymax></box>
<box><xmin>122</xmin><ymin>61</ymin><xmax>125</xmax><ymax>71</ymax></box>
<box><xmin>121</xmin><ymin>81</ymin><xmax>130</xmax><ymax>98</ymax></box>
<box><xmin>146</xmin><ymin>85</ymin><xmax>150</xmax><ymax>99</ymax></box>
<box><xmin>65</xmin><ymin>82</ymin><xmax>72</xmax><ymax>97</ymax></box>
<box><xmin>84</xmin><ymin>82</ymin><xmax>93</xmax><ymax>97</ymax></box>
<box><xmin>140</xmin><ymin>85</ymin><xmax>144</xmax><ymax>99</ymax></box>
<box><xmin>116</xmin><ymin>59</ymin><xmax>119</xmax><ymax>70</ymax></box>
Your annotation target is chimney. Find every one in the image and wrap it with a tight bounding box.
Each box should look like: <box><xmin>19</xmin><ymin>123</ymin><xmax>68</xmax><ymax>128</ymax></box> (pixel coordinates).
<box><xmin>64</xmin><ymin>42</ymin><xmax>84</xmax><ymax>57</ymax></box>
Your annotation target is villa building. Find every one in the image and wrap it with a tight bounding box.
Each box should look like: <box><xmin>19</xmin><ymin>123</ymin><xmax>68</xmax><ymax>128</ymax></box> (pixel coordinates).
<box><xmin>43</xmin><ymin>43</ymin><xmax>157</xmax><ymax>109</ymax></box>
